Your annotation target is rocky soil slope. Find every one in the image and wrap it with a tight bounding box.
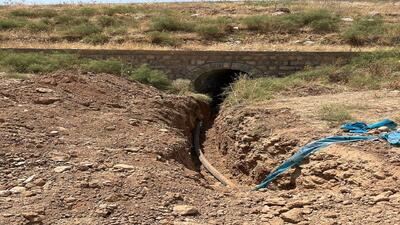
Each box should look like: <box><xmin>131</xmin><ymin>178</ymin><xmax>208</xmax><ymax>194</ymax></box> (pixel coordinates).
<box><xmin>203</xmin><ymin>90</ymin><xmax>400</xmax><ymax>224</ymax></box>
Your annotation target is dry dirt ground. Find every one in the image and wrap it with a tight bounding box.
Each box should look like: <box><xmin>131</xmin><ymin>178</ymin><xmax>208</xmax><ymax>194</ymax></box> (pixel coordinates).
<box><xmin>1</xmin><ymin>73</ymin><xmax>400</xmax><ymax>225</ymax></box>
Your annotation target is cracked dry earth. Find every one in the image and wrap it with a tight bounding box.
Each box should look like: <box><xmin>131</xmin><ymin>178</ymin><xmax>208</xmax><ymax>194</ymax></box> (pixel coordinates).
<box><xmin>1</xmin><ymin>72</ymin><xmax>400</xmax><ymax>225</ymax></box>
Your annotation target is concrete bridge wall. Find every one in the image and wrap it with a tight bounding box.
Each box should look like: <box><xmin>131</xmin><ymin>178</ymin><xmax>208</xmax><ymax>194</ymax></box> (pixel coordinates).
<box><xmin>3</xmin><ymin>48</ymin><xmax>358</xmax><ymax>80</ymax></box>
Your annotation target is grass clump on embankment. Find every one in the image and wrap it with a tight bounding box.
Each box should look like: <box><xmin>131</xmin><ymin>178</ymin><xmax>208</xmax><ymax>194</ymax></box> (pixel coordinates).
<box><xmin>342</xmin><ymin>17</ymin><xmax>400</xmax><ymax>46</ymax></box>
<box><xmin>224</xmin><ymin>51</ymin><xmax>400</xmax><ymax>106</ymax></box>
<box><xmin>242</xmin><ymin>9</ymin><xmax>340</xmax><ymax>34</ymax></box>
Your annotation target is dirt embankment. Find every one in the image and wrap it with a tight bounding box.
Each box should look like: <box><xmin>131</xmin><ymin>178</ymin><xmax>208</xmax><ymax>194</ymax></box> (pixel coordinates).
<box><xmin>202</xmin><ymin>90</ymin><xmax>400</xmax><ymax>223</ymax></box>
<box><xmin>0</xmin><ymin>72</ymin><xmax>212</xmax><ymax>224</ymax></box>
<box><xmin>204</xmin><ymin>90</ymin><xmax>400</xmax><ymax>188</ymax></box>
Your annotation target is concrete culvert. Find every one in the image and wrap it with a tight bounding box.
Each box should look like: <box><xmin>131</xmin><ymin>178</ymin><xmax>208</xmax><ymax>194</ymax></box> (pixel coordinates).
<box><xmin>194</xmin><ymin>69</ymin><xmax>246</xmax><ymax>108</ymax></box>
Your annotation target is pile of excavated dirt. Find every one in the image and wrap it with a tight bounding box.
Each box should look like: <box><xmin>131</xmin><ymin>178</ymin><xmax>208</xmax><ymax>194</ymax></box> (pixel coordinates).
<box><xmin>203</xmin><ymin>90</ymin><xmax>400</xmax><ymax>223</ymax></box>
<box><xmin>0</xmin><ymin>73</ymin><xmax>214</xmax><ymax>224</ymax></box>
<box><xmin>204</xmin><ymin>90</ymin><xmax>400</xmax><ymax>188</ymax></box>
<box><xmin>1</xmin><ymin>73</ymin><xmax>400</xmax><ymax>225</ymax></box>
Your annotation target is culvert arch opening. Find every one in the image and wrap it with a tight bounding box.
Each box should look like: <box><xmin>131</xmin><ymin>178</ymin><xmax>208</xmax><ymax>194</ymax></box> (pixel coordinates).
<box><xmin>193</xmin><ymin>69</ymin><xmax>247</xmax><ymax>108</ymax></box>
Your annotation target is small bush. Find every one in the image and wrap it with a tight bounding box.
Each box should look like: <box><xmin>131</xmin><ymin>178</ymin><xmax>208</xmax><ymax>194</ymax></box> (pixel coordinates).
<box><xmin>81</xmin><ymin>60</ymin><xmax>123</xmax><ymax>74</ymax></box>
<box><xmin>97</xmin><ymin>16</ymin><xmax>116</xmax><ymax>27</ymax></box>
<box><xmin>151</xmin><ymin>14</ymin><xmax>193</xmax><ymax>32</ymax></box>
<box><xmin>0</xmin><ymin>19</ymin><xmax>24</xmax><ymax>30</ymax></box>
<box><xmin>319</xmin><ymin>104</ymin><xmax>353</xmax><ymax>124</ymax></box>
<box><xmin>273</xmin><ymin>14</ymin><xmax>303</xmax><ymax>33</ymax></box>
<box><xmin>172</xmin><ymin>79</ymin><xmax>193</xmax><ymax>94</ymax></box>
<box><xmin>82</xmin><ymin>33</ymin><xmax>109</xmax><ymax>45</ymax></box>
<box><xmin>105</xmin><ymin>26</ymin><xmax>128</xmax><ymax>35</ymax></box>
<box><xmin>242</xmin><ymin>15</ymin><xmax>272</xmax><ymax>32</ymax></box>
<box><xmin>195</xmin><ymin>24</ymin><xmax>224</xmax><ymax>40</ymax></box>
<box><xmin>61</xmin><ymin>23</ymin><xmax>102</xmax><ymax>41</ymax></box>
<box><xmin>310</xmin><ymin>18</ymin><xmax>339</xmax><ymax>33</ymax></box>
<box><xmin>9</xmin><ymin>9</ymin><xmax>35</xmax><ymax>17</ymax></box>
<box><xmin>127</xmin><ymin>64</ymin><xmax>172</xmax><ymax>90</ymax></box>
<box><xmin>300</xmin><ymin>9</ymin><xmax>334</xmax><ymax>25</ymax></box>
<box><xmin>9</xmin><ymin>8</ymin><xmax>57</xmax><ymax>18</ymax></box>
<box><xmin>0</xmin><ymin>52</ymin><xmax>78</xmax><ymax>74</ymax></box>
<box><xmin>103</xmin><ymin>5</ymin><xmax>136</xmax><ymax>16</ymax></box>
<box><xmin>149</xmin><ymin>31</ymin><xmax>178</xmax><ymax>46</ymax></box>
<box><xmin>78</xmin><ymin>7</ymin><xmax>98</xmax><ymax>17</ymax></box>
<box><xmin>27</xmin><ymin>20</ymin><xmax>51</xmax><ymax>32</ymax></box>
<box><xmin>242</xmin><ymin>10</ymin><xmax>339</xmax><ymax>34</ymax></box>
<box><xmin>54</xmin><ymin>15</ymin><xmax>88</xmax><ymax>25</ymax></box>
<box><xmin>342</xmin><ymin>17</ymin><xmax>385</xmax><ymax>46</ymax></box>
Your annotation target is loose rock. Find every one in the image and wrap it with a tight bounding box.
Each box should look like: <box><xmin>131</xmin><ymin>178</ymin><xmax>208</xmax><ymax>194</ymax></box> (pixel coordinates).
<box><xmin>173</xmin><ymin>205</ymin><xmax>199</xmax><ymax>216</ymax></box>
<box><xmin>280</xmin><ymin>208</ymin><xmax>303</xmax><ymax>224</ymax></box>
<box><xmin>54</xmin><ymin>165</ymin><xmax>72</xmax><ymax>173</ymax></box>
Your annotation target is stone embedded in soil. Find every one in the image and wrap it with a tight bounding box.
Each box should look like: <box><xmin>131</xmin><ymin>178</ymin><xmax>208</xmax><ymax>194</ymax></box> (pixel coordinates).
<box><xmin>23</xmin><ymin>175</ymin><xmax>36</xmax><ymax>184</ymax></box>
<box><xmin>10</xmin><ymin>186</ymin><xmax>26</xmax><ymax>194</ymax></box>
<box><xmin>22</xmin><ymin>212</ymin><xmax>42</xmax><ymax>222</ymax></box>
<box><xmin>265</xmin><ymin>197</ymin><xmax>287</xmax><ymax>206</ymax></box>
<box><xmin>288</xmin><ymin>199</ymin><xmax>314</xmax><ymax>209</ymax></box>
<box><xmin>77</xmin><ymin>162</ymin><xmax>94</xmax><ymax>171</ymax></box>
<box><xmin>53</xmin><ymin>166</ymin><xmax>72</xmax><ymax>173</ymax></box>
<box><xmin>34</xmin><ymin>97</ymin><xmax>61</xmax><ymax>105</ymax></box>
<box><xmin>372</xmin><ymin>192</ymin><xmax>392</xmax><ymax>203</ymax></box>
<box><xmin>33</xmin><ymin>178</ymin><xmax>46</xmax><ymax>186</ymax></box>
<box><xmin>280</xmin><ymin>208</ymin><xmax>303</xmax><ymax>224</ymax></box>
<box><xmin>173</xmin><ymin>205</ymin><xmax>199</xmax><ymax>216</ymax></box>
<box><xmin>0</xmin><ymin>190</ymin><xmax>11</xmax><ymax>197</ymax></box>
<box><xmin>35</xmin><ymin>87</ymin><xmax>54</xmax><ymax>93</ymax></box>
<box><xmin>113</xmin><ymin>164</ymin><xmax>134</xmax><ymax>170</ymax></box>
<box><xmin>48</xmin><ymin>130</ymin><xmax>59</xmax><ymax>136</ymax></box>
<box><xmin>373</xmin><ymin>172</ymin><xmax>386</xmax><ymax>180</ymax></box>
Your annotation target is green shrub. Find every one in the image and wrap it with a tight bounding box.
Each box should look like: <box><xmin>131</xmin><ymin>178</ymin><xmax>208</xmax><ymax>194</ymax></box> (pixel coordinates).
<box><xmin>105</xmin><ymin>26</ymin><xmax>128</xmax><ymax>35</ymax></box>
<box><xmin>27</xmin><ymin>20</ymin><xmax>51</xmax><ymax>32</ymax></box>
<box><xmin>195</xmin><ymin>24</ymin><xmax>223</xmax><ymax>40</ymax></box>
<box><xmin>151</xmin><ymin>14</ymin><xmax>193</xmax><ymax>32</ymax></box>
<box><xmin>61</xmin><ymin>23</ymin><xmax>102</xmax><ymax>41</ymax></box>
<box><xmin>103</xmin><ymin>5</ymin><xmax>136</xmax><ymax>16</ymax></box>
<box><xmin>310</xmin><ymin>18</ymin><xmax>339</xmax><ymax>33</ymax></box>
<box><xmin>54</xmin><ymin>15</ymin><xmax>88</xmax><ymax>25</ymax></box>
<box><xmin>82</xmin><ymin>33</ymin><xmax>109</xmax><ymax>45</ymax></box>
<box><xmin>242</xmin><ymin>10</ymin><xmax>339</xmax><ymax>34</ymax></box>
<box><xmin>81</xmin><ymin>60</ymin><xmax>123</xmax><ymax>74</ymax></box>
<box><xmin>78</xmin><ymin>7</ymin><xmax>98</xmax><ymax>17</ymax></box>
<box><xmin>127</xmin><ymin>64</ymin><xmax>172</xmax><ymax>90</ymax></box>
<box><xmin>0</xmin><ymin>19</ymin><xmax>24</xmax><ymax>30</ymax></box>
<box><xmin>97</xmin><ymin>16</ymin><xmax>116</xmax><ymax>27</ymax></box>
<box><xmin>9</xmin><ymin>8</ymin><xmax>57</xmax><ymax>18</ymax></box>
<box><xmin>242</xmin><ymin>15</ymin><xmax>272</xmax><ymax>32</ymax></box>
<box><xmin>0</xmin><ymin>52</ymin><xmax>78</xmax><ymax>73</ymax></box>
<box><xmin>342</xmin><ymin>17</ymin><xmax>385</xmax><ymax>46</ymax></box>
<box><xmin>149</xmin><ymin>31</ymin><xmax>178</xmax><ymax>46</ymax></box>
<box><xmin>319</xmin><ymin>104</ymin><xmax>353</xmax><ymax>124</ymax></box>
<box><xmin>273</xmin><ymin>14</ymin><xmax>304</xmax><ymax>33</ymax></box>
<box><xmin>300</xmin><ymin>9</ymin><xmax>335</xmax><ymax>25</ymax></box>
<box><xmin>172</xmin><ymin>79</ymin><xmax>193</xmax><ymax>94</ymax></box>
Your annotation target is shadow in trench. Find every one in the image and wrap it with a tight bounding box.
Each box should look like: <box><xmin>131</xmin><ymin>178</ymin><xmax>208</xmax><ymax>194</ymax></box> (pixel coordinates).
<box><xmin>194</xmin><ymin>69</ymin><xmax>246</xmax><ymax>113</ymax></box>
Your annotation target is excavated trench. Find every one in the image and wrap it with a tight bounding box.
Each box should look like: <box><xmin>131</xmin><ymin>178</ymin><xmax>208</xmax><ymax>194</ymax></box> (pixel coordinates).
<box><xmin>190</xmin><ymin>69</ymin><xmax>245</xmax><ymax>187</ymax></box>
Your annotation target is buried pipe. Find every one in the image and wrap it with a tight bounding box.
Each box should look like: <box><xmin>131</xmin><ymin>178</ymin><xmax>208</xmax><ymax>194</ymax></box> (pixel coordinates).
<box><xmin>193</xmin><ymin>121</ymin><xmax>237</xmax><ymax>188</ymax></box>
